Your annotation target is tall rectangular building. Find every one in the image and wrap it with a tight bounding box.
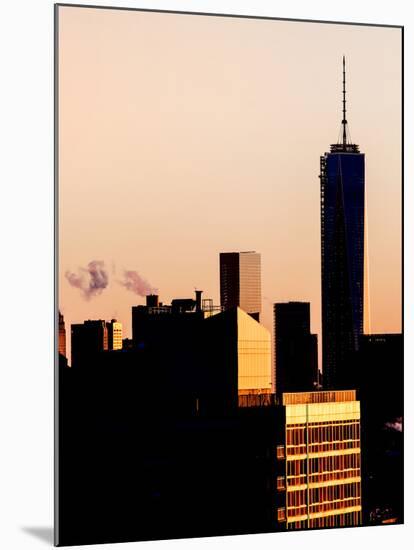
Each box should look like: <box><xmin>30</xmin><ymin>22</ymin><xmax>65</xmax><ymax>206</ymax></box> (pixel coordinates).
<box><xmin>106</xmin><ymin>319</ymin><xmax>123</xmax><ymax>350</ymax></box>
<box><xmin>320</xmin><ymin>58</ymin><xmax>365</xmax><ymax>388</ymax></box>
<box><xmin>276</xmin><ymin>390</ymin><xmax>362</xmax><ymax>529</ymax></box>
<box><xmin>274</xmin><ymin>302</ymin><xmax>318</xmax><ymax>398</ymax></box>
<box><xmin>220</xmin><ymin>251</ymin><xmax>261</xmax><ymax>321</ymax></box>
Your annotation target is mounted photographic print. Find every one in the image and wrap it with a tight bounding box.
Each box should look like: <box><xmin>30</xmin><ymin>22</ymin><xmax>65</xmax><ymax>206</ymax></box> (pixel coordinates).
<box><xmin>55</xmin><ymin>3</ymin><xmax>403</xmax><ymax>546</ymax></box>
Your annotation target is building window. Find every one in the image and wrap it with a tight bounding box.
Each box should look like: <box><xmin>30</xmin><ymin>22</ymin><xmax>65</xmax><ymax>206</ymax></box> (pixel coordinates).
<box><xmin>277</xmin><ymin>507</ymin><xmax>286</xmax><ymax>522</ymax></box>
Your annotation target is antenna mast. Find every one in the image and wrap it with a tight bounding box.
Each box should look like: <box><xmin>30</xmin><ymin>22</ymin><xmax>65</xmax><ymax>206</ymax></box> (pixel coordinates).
<box><xmin>342</xmin><ymin>56</ymin><xmax>347</xmax><ymax>147</ymax></box>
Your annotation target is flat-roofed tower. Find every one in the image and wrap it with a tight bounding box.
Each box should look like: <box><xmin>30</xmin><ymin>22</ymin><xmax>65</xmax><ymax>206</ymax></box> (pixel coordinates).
<box><xmin>220</xmin><ymin>251</ymin><xmax>261</xmax><ymax>321</ymax></box>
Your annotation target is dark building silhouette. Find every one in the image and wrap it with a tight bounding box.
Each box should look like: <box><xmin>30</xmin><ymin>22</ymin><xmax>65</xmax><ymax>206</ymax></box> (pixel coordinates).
<box><xmin>320</xmin><ymin>57</ymin><xmax>365</xmax><ymax>389</ymax></box>
<box><xmin>131</xmin><ymin>291</ymin><xmax>225</xmax><ymax>414</ymax></box>
<box><xmin>132</xmin><ymin>293</ymin><xmax>204</xmax><ymax>344</ymax></box>
<box><xmin>274</xmin><ymin>302</ymin><xmax>318</xmax><ymax>398</ymax></box>
<box><xmin>71</xmin><ymin>319</ymin><xmax>108</xmax><ymax>368</ymax></box>
<box><xmin>220</xmin><ymin>251</ymin><xmax>261</xmax><ymax>321</ymax></box>
<box><xmin>57</xmin><ymin>269</ymin><xmax>375</xmax><ymax>547</ymax></box>
<box><xmin>352</xmin><ymin>334</ymin><xmax>403</xmax><ymax>421</ymax></box>
<box><xmin>122</xmin><ymin>337</ymin><xmax>134</xmax><ymax>350</ymax></box>
<box><xmin>58</xmin><ymin>350</ymin><xmax>361</xmax><ymax>544</ymax></box>
<box><xmin>350</xmin><ymin>333</ymin><xmax>403</xmax><ymax>525</ymax></box>
<box><xmin>59</xmin><ymin>310</ymin><xmax>66</xmax><ymax>358</ymax></box>
<box><xmin>59</xmin><ymin>290</ymin><xmax>279</xmax><ymax>545</ymax></box>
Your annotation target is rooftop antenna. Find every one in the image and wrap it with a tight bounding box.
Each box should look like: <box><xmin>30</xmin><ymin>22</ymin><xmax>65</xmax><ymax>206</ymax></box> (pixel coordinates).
<box><xmin>331</xmin><ymin>56</ymin><xmax>358</xmax><ymax>153</ymax></box>
<box><xmin>342</xmin><ymin>55</ymin><xmax>347</xmax><ymax>148</ymax></box>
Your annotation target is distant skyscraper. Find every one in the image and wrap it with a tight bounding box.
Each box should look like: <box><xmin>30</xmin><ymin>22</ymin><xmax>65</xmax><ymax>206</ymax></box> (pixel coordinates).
<box><xmin>220</xmin><ymin>251</ymin><xmax>261</xmax><ymax>321</ymax></box>
<box><xmin>71</xmin><ymin>320</ymin><xmax>108</xmax><ymax>368</ymax></box>
<box><xmin>274</xmin><ymin>302</ymin><xmax>318</xmax><ymax>398</ymax></box>
<box><xmin>320</xmin><ymin>58</ymin><xmax>365</xmax><ymax>388</ymax></box>
<box><xmin>106</xmin><ymin>319</ymin><xmax>123</xmax><ymax>350</ymax></box>
<box><xmin>59</xmin><ymin>311</ymin><xmax>66</xmax><ymax>358</ymax></box>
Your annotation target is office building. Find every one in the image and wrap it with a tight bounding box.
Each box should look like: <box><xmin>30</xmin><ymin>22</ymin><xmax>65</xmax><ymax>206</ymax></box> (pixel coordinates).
<box><xmin>220</xmin><ymin>251</ymin><xmax>261</xmax><ymax>321</ymax></box>
<box><xmin>274</xmin><ymin>302</ymin><xmax>318</xmax><ymax>398</ymax></box>
<box><xmin>320</xmin><ymin>58</ymin><xmax>365</xmax><ymax>388</ymax></box>
<box><xmin>59</xmin><ymin>310</ymin><xmax>66</xmax><ymax>358</ymax></box>
<box><xmin>71</xmin><ymin>319</ymin><xmax>108</xmax><ymax>368</ymax></box>
<box><xmin>275</xmin><ymin>390</ymin><xmax>362</xmax><ymax>529</ymax></box>
<box><xmin>106</xmin><ymin>319</ymin><xmax>123</xmax><ymax>350</ymax></box>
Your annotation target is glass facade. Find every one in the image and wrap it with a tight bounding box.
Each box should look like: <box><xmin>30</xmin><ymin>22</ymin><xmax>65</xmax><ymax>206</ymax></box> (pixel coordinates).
<box><xmin>277</xmin><ymin>391</ymin><xmax>362</xmax><ymax>530</ymax></box>
<box><xmin>239</xmin><ymin>252</ymin><xmax>261</xmax><ymax>319</ymax></box>
<box><xmin>220</xmin><ymin>252</ymin><xmax>261</xmax><ymax>320</ymax></box>
<box><xmin>320</xmin><ymin>149</ymin><xmax>365</xmax><ymax>388</ymax></box>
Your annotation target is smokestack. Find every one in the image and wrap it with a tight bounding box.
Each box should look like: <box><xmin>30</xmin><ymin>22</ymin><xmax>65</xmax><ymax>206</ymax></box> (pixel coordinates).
<box><xmin>195</xmin><ymin>290</ymin><xmax>203</xmax><ymax>312</ymax></box>
<box><xmin>146</xmin><ymin>294</ymin><xmax>159</xmax><ymax>307</ymax></box>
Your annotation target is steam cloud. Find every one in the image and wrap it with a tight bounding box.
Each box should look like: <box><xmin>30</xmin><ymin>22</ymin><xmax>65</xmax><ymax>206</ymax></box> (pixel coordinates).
<box><xmin>119</xmin><ymin>270</ymin><xmax>157</xmax><ymax>296</ymax></box>
<box><xmin>65</xmin><ymin>261</ymin><xmax>156</xmax><ymax>299</ymax></box>
<box><xmin>65</xmin><ymin>260</ymin><xmax>109</xmax><ymax>300</ymax></box>
<box><xmin>384</xmin><ymin>417</ymin><xmax>403</xmax><ymax>432</ymax></box>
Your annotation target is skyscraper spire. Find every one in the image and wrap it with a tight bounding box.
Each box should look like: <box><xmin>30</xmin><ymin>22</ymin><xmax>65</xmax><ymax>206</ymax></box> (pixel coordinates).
<box><xmin>342</xmin><ymin>55</ymin><xmax>347</xmax><ymax>147</ymax></box>
<box><xmin>331</xmin><ymin>56</ymin><xmax>358</xmax><ymax>153</ymax></box>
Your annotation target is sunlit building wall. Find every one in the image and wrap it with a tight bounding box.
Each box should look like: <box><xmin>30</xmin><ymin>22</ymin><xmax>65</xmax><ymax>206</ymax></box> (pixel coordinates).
<box><xmin>237</xmin><ymin>308</ymin><xmax>272</xmax><ymax>393</ymax></box>
<box><xmin>205</xmin><ymin>307</ymin><xmax>272</xmax><ymax>407</ymax></box>
<box><xmin>276</xmin><ymin>390</ymin><xmax>362</xmax><ymax>529</ymax></box>
<box><xmin>106</xmin><ymin>319</ymin><xmax>123</xmax><ymax>350</ymax></box>
<box><xmin>59</xmin><ymin>311</ymin><xmax>66</xmax><ymax>358</ymax></box>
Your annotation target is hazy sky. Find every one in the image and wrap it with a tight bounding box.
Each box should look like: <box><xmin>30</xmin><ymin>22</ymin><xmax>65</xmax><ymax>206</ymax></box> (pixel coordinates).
<box><xmin>58</xmin><ymin>6</ymin><xmax>402</xmax><ymax>365</ymax></box>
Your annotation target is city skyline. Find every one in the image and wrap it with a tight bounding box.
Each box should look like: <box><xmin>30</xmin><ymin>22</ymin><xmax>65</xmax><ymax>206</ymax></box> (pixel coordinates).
<box><xmin>56</xmin><ymin>6</ymin><xmax>403</xmax><ymax>544</ymax></box>
<box><xmin>58</xmin><ymin>6</ymin><xmax>402</xmax><ymax>366</ymax></box>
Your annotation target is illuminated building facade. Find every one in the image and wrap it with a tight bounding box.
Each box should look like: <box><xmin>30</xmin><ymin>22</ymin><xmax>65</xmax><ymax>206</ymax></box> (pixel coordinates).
<box><xmin>59</xmin><ymin>310</ymin><xmax>66</xmax><ymax>358</ymax></box>
<box><xmin>320</xmin><ymin>58</ymin><xmax>365</xmax><ymax>389</ymax></box>
<box><xmin>106</xmin><ymin>319</ymin><xmax>123</xmax><ymax>350</ymax></box>
<box><xmin>207</xmin><ymin>307</ymin><xmax>272</xmax><ymax>397</ymax></box>
<box><xmin>276</xmin><ymin>390</ymin><xmax>362</xmax><ymax>529</ymax></box>
<box><xmin>220</xmin><ymin>251</ymin><xmax>261</xmax><ymax>321</ymax></box>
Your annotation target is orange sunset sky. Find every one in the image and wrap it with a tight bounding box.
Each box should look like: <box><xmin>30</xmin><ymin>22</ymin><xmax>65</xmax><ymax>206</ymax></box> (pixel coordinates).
<box><xmin>58</xmin><ymin>6</ymin><xmax>402</xmax><ymax>365</ymax></box>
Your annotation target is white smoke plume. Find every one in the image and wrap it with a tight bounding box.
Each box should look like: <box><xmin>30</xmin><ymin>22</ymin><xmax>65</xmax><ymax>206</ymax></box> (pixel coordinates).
<box><xmin>65</xmin><ymin>260</ymin><xmax>109</xmax><ymax>300</ymax></box>
<box><xmin>119</xmin><ymin>270</ymin><xmax>157</xmax><ymax>297</ymax></box>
